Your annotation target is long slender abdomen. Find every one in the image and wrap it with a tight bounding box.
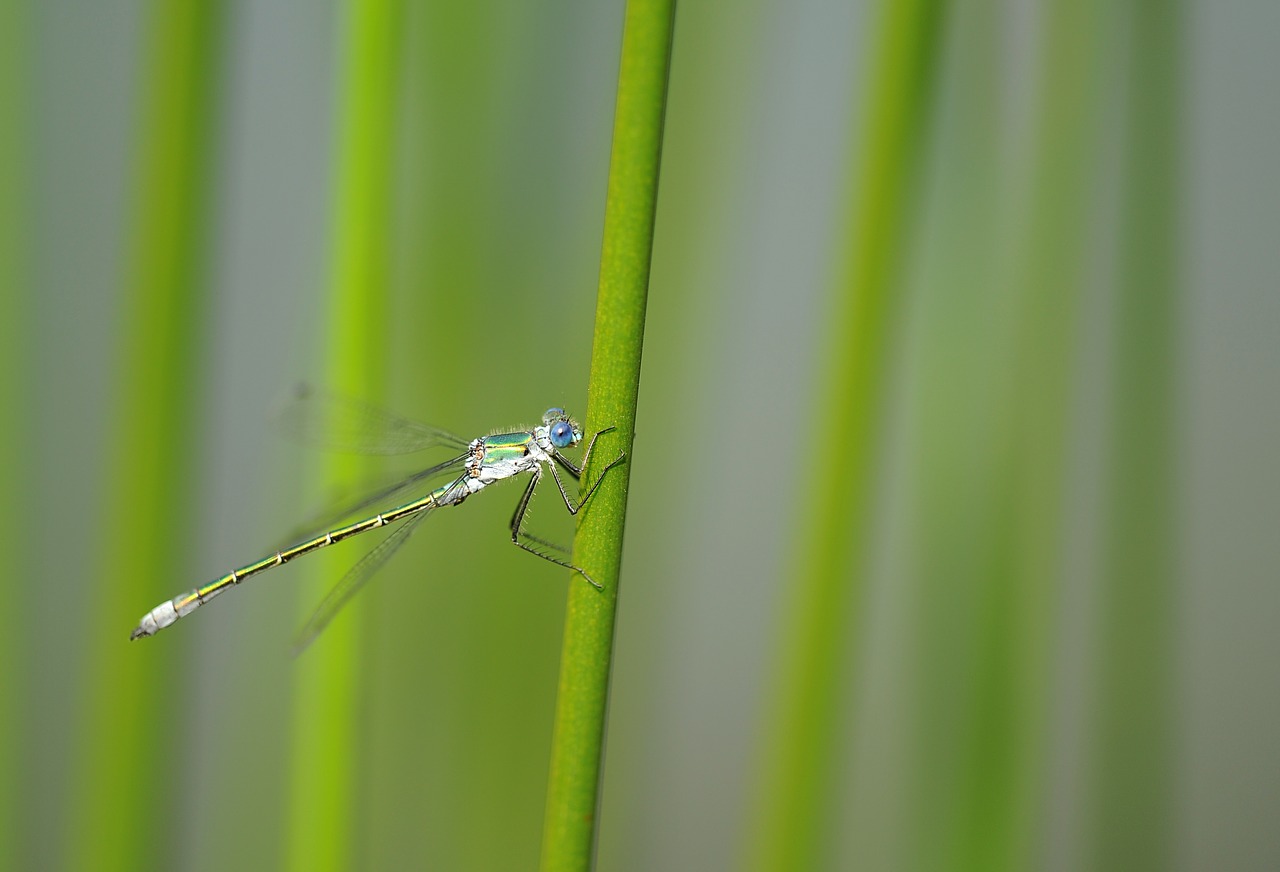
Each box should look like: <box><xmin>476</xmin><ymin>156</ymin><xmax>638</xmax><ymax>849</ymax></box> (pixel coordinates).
<box><xmin>129</xmin><ymin>480</ymin><xmax>458</xmax><ymax>640</ymax></box>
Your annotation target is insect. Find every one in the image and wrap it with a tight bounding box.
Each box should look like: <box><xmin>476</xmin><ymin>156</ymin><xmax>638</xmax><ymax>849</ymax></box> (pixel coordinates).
<box><xmin>129</xmin><ymin>390</ymin><xmax>625</xmax><ymax>650</ymax></box>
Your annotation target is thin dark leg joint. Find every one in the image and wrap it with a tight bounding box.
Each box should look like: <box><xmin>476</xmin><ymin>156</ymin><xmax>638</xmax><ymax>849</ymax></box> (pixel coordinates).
<box><xmin>508</xmin><ymin>469</ymin><xmax>603</xmax><ymax>590</ymax></box>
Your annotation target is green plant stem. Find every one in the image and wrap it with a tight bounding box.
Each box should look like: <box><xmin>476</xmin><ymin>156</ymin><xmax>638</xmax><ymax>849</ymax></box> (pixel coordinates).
<box><xmin>748</xmin><ymin>1</ymin><xmax>945</xmax><ymax>869</ymax></box>
<box><xmin>0</xmin><ymin>1</ymin><xmax>27</xmax><ymax>867</ymax></box>
<box><xmin>66</xmin><ymin>2</ymin><xmax>224</xmax><ymax>868</ymax></box>
<box><xmin>1093</xmin><ymin>0</ymin><xmax>1180</xmax><ymax>866</ymax></box>
<box><xmin>286</xmin><ymin>1</ymin><xmax>400</xmax><ymax>870</ymax></box>
<box><xmin>909</xmin><ymin>0</ymin><xmax>1106</xmax><ymax>866</ymax></box>
<box><xmin>539</xmin><ymin>1</ymin><xmax>675</xmax><ymax>869</ymax></box>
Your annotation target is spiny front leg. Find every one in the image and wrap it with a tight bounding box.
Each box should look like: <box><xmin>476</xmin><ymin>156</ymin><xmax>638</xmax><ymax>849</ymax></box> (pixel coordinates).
<box><xmin>552</xmin><ymin>426</ymin><xmax>617</xmax><ymax>481</ymax></box>
<box><xmin>550</xmin><ymin>432</ymin><xmax>626</xmax><ymax>515</ymax></box>
<box><xmin>509</xmin><ymin>469</ymin><xmax>604</xmax><ymax>590</ymax></box>
<box><xmin>578</xmin><ymin>425</ymin><xmax>617</xmax><ymax>485</ymax></box>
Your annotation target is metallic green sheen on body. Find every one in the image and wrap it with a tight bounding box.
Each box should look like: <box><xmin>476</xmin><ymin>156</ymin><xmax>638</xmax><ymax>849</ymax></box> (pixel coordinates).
<box><xmin>482</xmin><ymin>432</ymin><xmax>533</xmax><ymax>464</ymax></box>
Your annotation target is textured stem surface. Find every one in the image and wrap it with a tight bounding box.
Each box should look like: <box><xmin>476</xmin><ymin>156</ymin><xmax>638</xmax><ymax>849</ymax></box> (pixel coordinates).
<box><xmin>539</xmin><ymin>1</ymin><xmax>676</xmax><ymax>870</ymax></box>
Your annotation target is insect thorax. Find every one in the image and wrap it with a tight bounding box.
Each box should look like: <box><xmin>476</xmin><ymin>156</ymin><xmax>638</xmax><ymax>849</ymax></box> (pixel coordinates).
<box><xmin>469</xmin><ymin>431</ymin><xmax>542</xmax><ymax>485</ymax></box>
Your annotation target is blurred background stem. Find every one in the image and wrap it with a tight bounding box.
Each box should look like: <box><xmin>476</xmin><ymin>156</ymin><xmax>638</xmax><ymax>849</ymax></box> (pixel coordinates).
<box><xmin>539</xmin><ymin>1</ymin><xmax>675</xmax><ymax>869</ymax></box>
<box><xmin>909</xmin><ymin>1</ymin><xmax>1107</xmax><ymax>868</ymax></box>
<box><xmin>748</xmin><ymin>1</ymin><xmax>946</xmax><ymax>868</ymax></box>
<box><xmin>1092</xmin><ymin>1</ymin><xmax>1181</xmax><ymax>867</ymax></box>
<box><xmin>0</xmin><ymin>0</ymin><xmax>29</xmax><ymax>867</ymax></box>
<box><xmin>65</xmin><ymin>2</ymin><xmax>226</xmax><ymax>868</ymax></box>
<box><xmin>285</xmin><ymin>1</ymin><xmax>401</xmax><ymax>870</ymax></box>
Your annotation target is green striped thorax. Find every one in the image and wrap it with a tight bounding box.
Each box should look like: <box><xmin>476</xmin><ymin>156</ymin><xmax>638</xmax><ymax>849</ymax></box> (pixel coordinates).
<box><xmin>464</xmin><ymin>408</ymin><xmax>583</xmax><ymax>489</ymax></box>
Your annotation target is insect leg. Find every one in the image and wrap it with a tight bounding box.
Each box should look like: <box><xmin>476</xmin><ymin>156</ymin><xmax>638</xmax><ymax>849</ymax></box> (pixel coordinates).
<box><xmin>509</xmin><ymin>469</ymin><xmax>603</xmax><ymax>590</ymax></box>
<box><xmin>550</xmin><ymin>444</ymin><xmax>626</xmax><ymax>514</ymax></box>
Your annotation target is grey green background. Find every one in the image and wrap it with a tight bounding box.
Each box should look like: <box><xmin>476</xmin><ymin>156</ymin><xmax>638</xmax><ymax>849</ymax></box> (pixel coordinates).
<box><xmin>3</xmin><ymin>0</ymin><xmax>1278</xmax><ymax>870</ymax></box>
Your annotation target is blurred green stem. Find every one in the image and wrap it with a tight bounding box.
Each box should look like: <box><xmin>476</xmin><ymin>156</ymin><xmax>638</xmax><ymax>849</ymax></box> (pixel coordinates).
<box><xmin>538</xmin><ymin>1</ymin><xmax>675</xmax><ymax>870</ymax></box>
<box><xmin>66</xmin><ymin>1</ymin><xmax>225</xmax><ymax>868</ymax></box>
<box><xmin>0</xmin><ymin>0</ymin><xmax>28</xmax><ymax>867</ymax></box>
<box><xmin>285</xmin><ymin>1</ymin><xmax>400</xmax><ymax>870</ymax></box>
<box><xmin>748</xmin><ymin>1</ymin><xmax>946</xmax><ymax>869</ymax></box>
<box><xmin>1093</xmin><ymin>0</ymin><xmax>1181</xmax><ymax>867</ymax></box>
<box><xmin>912</xmin><ymin>1</ymin><xmax>1107</xmax><ymax>867</ymax></box>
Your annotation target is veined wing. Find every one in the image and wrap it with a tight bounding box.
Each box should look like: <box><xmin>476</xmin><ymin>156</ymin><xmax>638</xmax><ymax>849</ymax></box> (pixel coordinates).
<box><xmin>276</xmin><ymin>384</ymin><xmax>470</xmax><ymax>454</ymax></box>
<box><xmin>291</xmin><ymin>474</ymin><xmax>469</xmax><ymax>655</ymax></box>
<box><xmin>275</xmin><ymin>451</ymin><xmax>469</xmax><ymax>548</ymax></box>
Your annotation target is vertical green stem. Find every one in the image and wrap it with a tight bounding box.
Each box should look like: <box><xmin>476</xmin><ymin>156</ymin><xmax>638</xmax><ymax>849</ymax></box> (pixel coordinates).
<box><xmin>0</xmin><ymin>0</ymin><xmax>28</xmax><ymax>867</ymax></box>
<box><xmin>747</xmin><ymin>1</ymin><xmax>945</xmax><ymax>869</ymax></box>
<box><xmin>1093</xmin><ymin>1</ymin><xmax>1181</xmax><ymax>867</ymax></box>
<box><xmin>911</xmin><ymin>1</ymin><xmax>1107</xmax><ymax>869</ymax></box>
<box><xmin>286</xmin><ymin>1</ymin><xmax>400</xmax><ymax>869</ymax></box>
<box><xmin>539</xmin><ymin>1</ymin><xmax>675</xmax><ymax>870</ymax></box>
<box><xmin>66</xmin><ymin>2</ymin><xmax>224</xmax><ymax>868</ymax></box>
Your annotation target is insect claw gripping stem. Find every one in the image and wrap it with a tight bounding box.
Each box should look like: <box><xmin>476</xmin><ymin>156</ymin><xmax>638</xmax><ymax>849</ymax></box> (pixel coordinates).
<box><xmin>509</xmin><ymin>445</ymin><xmax>625</xmax><ymax>593</ymax></box>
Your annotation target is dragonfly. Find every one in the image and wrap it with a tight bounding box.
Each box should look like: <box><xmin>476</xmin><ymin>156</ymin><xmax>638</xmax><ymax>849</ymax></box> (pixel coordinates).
<box><xmin>129</xmin><ymin>390</ymin><xmax>625</xmax><ymax>650</ymax></box>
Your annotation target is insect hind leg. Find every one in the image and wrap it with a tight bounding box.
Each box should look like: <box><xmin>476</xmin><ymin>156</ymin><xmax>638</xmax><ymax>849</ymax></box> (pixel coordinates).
<box><xmin>509</xmin><ymin>469</ymin><xmax>604</xmax><ymax>590</ymax></box>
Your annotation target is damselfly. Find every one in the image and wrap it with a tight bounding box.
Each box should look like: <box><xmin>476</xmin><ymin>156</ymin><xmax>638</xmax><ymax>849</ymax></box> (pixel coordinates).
<box><xmin>129</xmin><ymin>391</ymin><xmax>624</xmax><ymax>649</ymax></box>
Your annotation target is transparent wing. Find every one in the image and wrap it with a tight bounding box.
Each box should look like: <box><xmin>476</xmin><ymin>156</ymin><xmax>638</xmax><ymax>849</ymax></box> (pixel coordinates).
<box><xmin>291</xmin><ymin>508</ymin><xmax>431</xmax><ymax>656</ymax></box>
<box><xmin>290</xmin><ymin>474</ymin><xmax>471</xmax><ymax>655</ymax></box>
<box><xmin>272</xmin><ymin>452</ymin><xmax>469</xmax><ymax>549</ymax></box>
<box><xmin>275</xmin><ymin>384</ymin><xmax>469</xmax><ymax>455</ymax></box>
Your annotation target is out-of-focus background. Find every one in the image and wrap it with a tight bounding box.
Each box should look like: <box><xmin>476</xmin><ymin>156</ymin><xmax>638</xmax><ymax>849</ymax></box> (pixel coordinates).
<box><xmin>3</xmin><ymin>0</ymin><xmax>1277</xmax><ymax>870</ymax></box>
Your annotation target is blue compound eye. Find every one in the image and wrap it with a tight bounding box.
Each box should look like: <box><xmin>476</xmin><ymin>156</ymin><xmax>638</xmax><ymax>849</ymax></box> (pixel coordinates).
<box><xmin>542</xmin><ymin>407</ymin><xmax>566</xmax><ymax>425</ymax></box>
<box><xmin>549</xmin><ymin>420</ymin><xmax>575</xmax><ymax>448</ymax></box>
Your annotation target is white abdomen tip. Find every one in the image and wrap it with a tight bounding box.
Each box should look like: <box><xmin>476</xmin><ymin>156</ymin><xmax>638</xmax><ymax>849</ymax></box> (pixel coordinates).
<box><xmin>129</xmin><ymin>600</ymin><xmax>179</xmax><ymax>641</ymax></box>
